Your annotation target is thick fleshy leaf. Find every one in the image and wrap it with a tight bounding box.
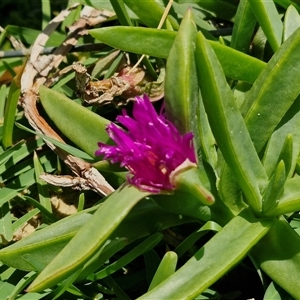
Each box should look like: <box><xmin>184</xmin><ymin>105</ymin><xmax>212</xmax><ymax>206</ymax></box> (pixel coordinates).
<box><xmin>274</xmin><ymin>134</ymin><xmax>293</xmax><ymax>178</ymax></box>
<box><xmin>283</xmin><ymin>5</ymin><xmax>300</xmax><ymax>41</ymax></box>
<box><xmin>219</xmin><ymin>166</ymin><xmax>247</xmax><ymax>215</ymax></box>
<box><xmin>248</xmin><ymin>0</ymin><xmax>283</xmax><ymax>51</ymax></box>
<box><xmin>252</xmin><ymin>217</ymin><xmax>300</xmax><ymax>299</ymax></box>
<box><xmin>171</xmin><ymin>165</ymin><xmax>215</xmax><ymax>206</ymax></box>
<box><xmin>0</xmin><ymin>199</ymin><xmax>192</xmax><ymax>271</ymax></box>
<box><xmin>89</xmin><ymin>27</ymin><xmax>266</xmax><ymax>83</ymax></box>
<box><xmin>243</xmin><ymin>27</ymin><xmax>300</xmax><ymax>153</ymax></box>
<box><xmin>164</xmin><ymin>9</ymin><xmax>198</xmax><ymax>138</ymax></box>
<box><xmin>0</xmin><ymin>213</ymin><xmax>92</xmax><ymax>271</ymax></box>
<box><xmin>262</xmin><ymin>96</ymin><xmax>300</xmax><ymax>179</ymax></box>
<box><xmin>39</xmin><ymin>85</ymin><xmax>111</xmax><ymax>158</ymax></box>
<box><xmin>152</xmin><ymin>194</ymin><xmax>211</xmax><ymax>222</ymax></box>
<box><xmin>264</xmin><ymin>177</ymin><xmax>300</xmax><ymax>216</ymax></box>
<box><xmin>198</xmin><ymin>158</ymin><xmax>235</xmax><ymax>226</ymax></box>
<box><xmin>264</xmin><ymin>282</ymin><xmax>294</xmax><ymax>300</ymax></box>
<box><xmin>231</xmin><ymin>0</ymin><xmax>257</xmax><ymax>52</ymax></box>
<box><xmin>178</xmin><ymin>0</ymin><xmax>237</xmax><ymax>22</ymax></box>
<box><xmin>148</xmin><ymin>251</ymin><xmax>177</xmax><ymax>291</ymax></box>
<box><xmin>75</xmin><ymin>237</ymin><xmax>129</xmax><ymax>283</ymax></box>
<box><xmin>27</xmin><ymin>184</ymin><xmax>150</xmax><ymax>292</ymax></box>
<box><xmin>198</xmin><ymin>98</ymin><xmax>217</xmax><ymax>169</ymax></box>
<box><xmin>264</xmin><ymin>133</ymin><xmax>294</xmax><ymax>180</ymax></box>
<box><xmin>123</xmin><ymin>0</ymin><xmax>178</xmax><ymax>29</ymax></box>
<box><xmin>195</xmin><ymin>31</ymin><xmax>267</xmax><ymax>214</ymax></box>
<box><xmin>261</xmin><ymin>160</ymin><xmax>285</xmax><ymax>213</ymax></box>
<box><xmin>137</xmin><ymin>209</ymin><xmax>273</xmax><ymax>300</ymax></box>
<box><xmin>174</xmin><ymin>221</ymin><xmax>222</xmax><ymax>258</ymax></box>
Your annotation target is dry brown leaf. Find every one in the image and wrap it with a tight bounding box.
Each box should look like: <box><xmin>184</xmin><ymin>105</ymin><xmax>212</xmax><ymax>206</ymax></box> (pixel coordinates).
<box><xmin>19</xmin><ymin>5</ymin><xmax>116</xmax><ymax>196</ymax></box>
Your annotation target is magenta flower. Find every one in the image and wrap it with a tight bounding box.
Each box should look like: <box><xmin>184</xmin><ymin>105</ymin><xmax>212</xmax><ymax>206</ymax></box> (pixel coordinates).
<box><xmin>95</xmin><ymin>94</ymin><xmax>197</xmax><ymax>193</ymax></box>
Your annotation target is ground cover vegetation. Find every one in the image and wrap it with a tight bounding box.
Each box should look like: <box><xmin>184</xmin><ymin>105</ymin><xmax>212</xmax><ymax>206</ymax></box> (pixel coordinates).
<box><xmin>0</xmin><ymin>0</ymin><xmax>300</xmax><ymax>299</ymax></box>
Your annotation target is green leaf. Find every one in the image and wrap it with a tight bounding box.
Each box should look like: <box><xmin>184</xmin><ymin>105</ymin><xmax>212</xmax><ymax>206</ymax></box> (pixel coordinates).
<box><xmin>178</xmin><ymin>0</ymin><xmax>237</xmax><ymax>22</ymax></box>
<box><xmin>0</xmin><ymin>213</ymin><xmax>92</xmax><ymax>271</ymax></box>
<box><xmin>198</xmin><ymin>98</ymin><xmax>217</xmax><ymax>169</ymax></box>
<box><xmin>199</xmin><ymin>158</ymin><xmax>235</xmax><ymax>225</ymax></box>
<box><xmin>123</xmin><ymin>0</ymin><xmax>179</xmax><ymax>29</ymax></box>
<box><xmin>7</xmin><ymin>272</ymin><xmax>39</xmax><ymax>300</ymax></box>
<box><xmin>15</xmin><ymin>122</ymin><xmax>94</xmax><ymax>162</ymax></box>
<box><xmin>276</xmin><ymin>134</ymin><xmax>293</xmax><ymax>177</ymax></box>
<box><xmin>153</xmin><ymin>186</ymin><xmax>213</xmax><ymax>221</ymax></box>
<box><xmin>41</xmin><ymin>0</ymin><xmax>51</xmax><ymax>29</ymax></box>
<box><xmin>283</xmin><ymin>5</ymin><xmax>300</xmax><ymax>41</ymax></box>
<box><xmin>262</xmin><ymin>160</ymin><xmax>286</xmax><ymax>213</ymax></box>
<box><xmin>89</xmin><ymin>26</ymin><xmax>266</xmax><ymax>83</ymax></box>
<box><xmin>0</xmin><ymin>85</ymin><xmax>7</xmax><ymax>120</ymax></box>
<box><xmin>248</xmin><ymin>0</ymin><xmax>283</xmax><ymax>51</ymax></box>
<box><xmin>252</xmin><ymin>217</ymin><xmax>300</xmax><ymax>299</ymax></box>
<box><xmin>172</xmin><ymin>166</ymin><xmax>215</xmax><ymax>207</ymax></box>
<box><xmin>76</xmin><ymin>237</ymin><xmax>129</xmax><ymax>283</ymax></box>
<box><xmin>195</xmin><ymin>31</ymin><xmax>267</xmax><ymax>214</ymax></box>
<box><xmin>26</xmin><ymin>185</ymin><xmax>150</xmax><ymax>292</ymax></box>
<box><xmin>89</xmin><ymin>27</ymin><xmax>173</xmax><ymax>58</ymax></box>
<box><xmin>0</xmin><ymin>138</ymin><xmax>44</xmax><ymax>177</ymax></box>
<box><xmin>103</xmin><ymin>276</ymin><xmax>131</xmax><ymax>299</ymax></box>
<box><xmin>2</xmin><ymin>64</ymin><xmax>23</xmax><ymax>149</ymax></box>
<box><xmin>6</xmin><ymin>25</ymin><xmax>65</xmax><ymax>47</ymax></box>
<box><xmin>174</xmin><ymin>221</ymin><xmax>222</xmax><ymax>258</ymax></box>
<box><xmin>243</xmin><ymin>26</ymin><xmax>300</xmax><ymax>153</ymax></box>
<box><xmin>0</xmin><ymin>169</ymin><xmax>36</xmax><ymax>208</ymax></box>
<box><xmin>218</xmin><ymin>165</ymin><xmax>247</xmax><ymax>214</ymax></box>
<box><xmin>275</xmin><ymin>0</ymin><xmax>300</xmax><ymax>10</ymax></box>
<box><xmin>77</xmin><ymin>193</ymin><xmax>85</xmax><ymax>212</ymax></box>
<box><xmin>209</xmin><ymin>40</ymin><xmax>268</xmax><ymax>84</ymax></box>
<box><xmin>172</xmin><ymin>3</ymin><xmax>215</xmax><ymax>32</ymax></box>
<box><xmin>92</xmin><ymin>233</ymin><xmax>163</xmax><ymax>280</ymax></box>
<box><xmin>138</xmin><ymin>209</ymin><xmax>274</xmax><ymax>300</ymax></box>
<box><xmin>0</xmin><ymin>140</ymin><xmax>25</xmax><ymax>167</ymax></box>
<box><xmin>148</xmin><ymin>251</ymin><xmax>177</xmax><ymax>291</ymax></box>
<box><xmin>69</xmin><ymin>0</ymin><xmax>114</xmax><ymax>12</ymax></box>
<box><xmin>39</xmin><ymin>85</ymin><xmax>111</xmax><ymax>158</ymax></box>
<box><xmin>164</xmin><ymin>9</ymin><xmax>199</xmax><ymax>138</ymax></box>
<box><xmin>267</xmin><ymin>133</ymin><xmax>294</xmax><ymax>182</ymax></box>
<box><xmin>21</xmin><ymin>196</ymin><xmax>57</xmax><ymax>223</ymax></box>
<box><xmin>33</xmin><ymin>152</ymin><xmax>52</xmax><ymax>222</ymax></box>
<box><xmin>0</xmin><ymin>202</ymin><xmax>13</xmax><ymax>243</ymax></box>
<box><xmin>144</xmin><ymin>250</ymin><xmax>161</xmax><ymax>285</ymax></box>
<box><xmin>109</xmin><ymin>0</ymin><xmax>133</xmax><ymax>26</ymax></box>
<box><xmin>231</xmin><ymin>0</ymin><xmax>257</xmax><ymax>52</ymax></box>
<box><xmin>262</xmin><ymin>96</ymin><xmax>300</xmax><ymax>179</ymax></box>
<box><xmin>264</xmin><ymin>282</ymin><xmax>294</xmax><ymax>300</ymax></box>
<box><xmin>0</xmin><ymin>200</ymin><xmax>192</xmax><ymax>271</ymax></box>
<box><xmin>265</xmin><ymin>177</ymin><xmax>300</xmax><ymax>216</ymax></box>
<box><xmin>12</xmin><ymin>208</ymin><xmax>40</xmax><ymax>233</ymax></box>
<box><xmin>1</xmin><ymin>151</ymin><xmax>55</xmax><ymax>185</ymax></box>
<box><xmin>46</xmin><ymin>269</ymin><xmax>82</xmax><ymax>300</ymax></box>
<box><xmin>0</xmin><ymin>281</ymin><xmax>16</xmax><ymax>299</ymax></box>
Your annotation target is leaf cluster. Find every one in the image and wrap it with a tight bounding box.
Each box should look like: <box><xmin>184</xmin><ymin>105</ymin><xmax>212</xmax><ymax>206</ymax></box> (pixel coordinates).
<box><xmin>0</xmin><ymin>1</ymin><xmax>300</xmax><ymax>299</ymax></box>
